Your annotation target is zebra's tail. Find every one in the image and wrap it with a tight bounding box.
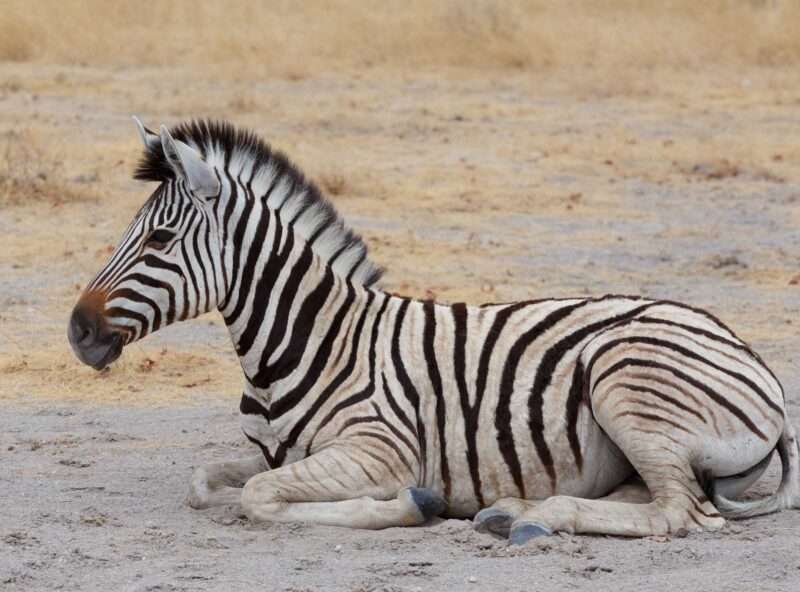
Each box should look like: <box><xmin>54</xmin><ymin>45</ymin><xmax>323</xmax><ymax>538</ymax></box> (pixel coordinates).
<box><xmin>710</xmin><ymin>421</ymin><xmax>800</xmax><ymax>519</ymax></box>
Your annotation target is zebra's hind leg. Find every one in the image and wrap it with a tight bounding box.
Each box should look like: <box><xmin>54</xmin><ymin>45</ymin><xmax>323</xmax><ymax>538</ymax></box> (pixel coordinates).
<box><xmin>187</xmin><ymin>453</ymin><xmax>267</xmax><ymax>509</ymax></box>
<box><xmin>507</xmin><ymin>459</ymin><xmax>723</xmax><ymax>543</ymax></box>
<box><xmin>240</xmin><ymin>444</ymin><xmax>446</xmax><ymax>529</ymax></box>
<box><xmin>474</xmin><ymin>478</ymin><xmax>650</xmax><ymax>538</ymax></box>
<box><xmin>508</xmin><ymin>385</ymin><xmax>729</xmax><ymax>543</ymax></box>
<box><xmin>600</xmin><ymin>478</ymin><xmax>652</xmax><ymax>503</ymax></box>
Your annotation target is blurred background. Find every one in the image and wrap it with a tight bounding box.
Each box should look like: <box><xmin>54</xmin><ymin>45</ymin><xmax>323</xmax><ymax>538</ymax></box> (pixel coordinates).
<box><xmin>2</xmin><ymin>1</ymin><xmax>799</xmax><ymax>73</ymax></box>
<box><xmin>2</xmin><ymin>3</ymin><xmax>800</xmax><ymax>588</ymax></box>
<box><xmin>1</xmin><ymin>0</ymin><xmax>799</xmax><ymax>413</ymax></box>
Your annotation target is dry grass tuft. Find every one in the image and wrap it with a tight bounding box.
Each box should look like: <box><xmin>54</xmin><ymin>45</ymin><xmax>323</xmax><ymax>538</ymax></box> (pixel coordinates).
<box><xmin>0</xmin><ymin>15</ymin><xmax>36</xmax><ymax>62</ymax></box>
<box><xmin>0</xmin><ymin>1</ymin><xmax>798</xmax><ymax>75</ymax></box>
<box><xmin>675</xmin><ymin>159</ymin><xmax>785</xmax><ymax>183</ymax></box>
<box><xmin>0</xmin><ymin>130</ymin><xmax>93</xmax><ymax>206</ymax></box>
<box><xmin>227</xmin><ymin>95</ymin><xmax>259</xmax><ymax>113</ymax></box>
<box><xmin>318</xmin><ymin>172</ymin><xmax>349</xmax><ymax>197</ymax></box>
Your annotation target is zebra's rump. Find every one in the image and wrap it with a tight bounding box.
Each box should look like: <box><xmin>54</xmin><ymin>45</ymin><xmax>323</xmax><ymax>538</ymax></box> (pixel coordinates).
<box><xmin>579</xmin><ymin>301</ymin><xmax>784</xmax><ymax>477</ymax></box>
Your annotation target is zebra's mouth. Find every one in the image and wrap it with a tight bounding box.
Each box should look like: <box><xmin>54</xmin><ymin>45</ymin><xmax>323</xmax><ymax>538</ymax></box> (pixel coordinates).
<box><xmin>86</xmin><ymin>333</ymin><xmax>124</xmax><ymax>370</ymax></box>
<box><xmin>69</xmin><ymin>329</ymin><xmax>124</xmax><ymax>371</ymax></box>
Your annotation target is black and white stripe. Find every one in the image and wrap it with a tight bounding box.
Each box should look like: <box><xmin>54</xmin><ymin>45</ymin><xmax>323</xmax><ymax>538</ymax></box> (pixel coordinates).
<box><xmin>72</xmin><ymin>119</ymin><xmax>799</xmax><ymax>537</ymax></box>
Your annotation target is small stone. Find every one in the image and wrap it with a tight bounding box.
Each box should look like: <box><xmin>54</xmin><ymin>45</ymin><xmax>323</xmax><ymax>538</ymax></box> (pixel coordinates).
<box><xmin>334</xmin><ymin>544</ymin><xmax>342</xmax><ymax>553</ymax></box>
<box><xmin>467</xmin><ymin>576</ymin><xmax>477</xmax><ymax>583</ymax></box>
<box><xmin>728</xmin><ymin>524</ymin><xmax>744</xmax><ymax>535</ymax></box>
<box><xmin>71</xmin><ymin>173</ymin><xmax>98</xmax><ymax>184</ymax></box>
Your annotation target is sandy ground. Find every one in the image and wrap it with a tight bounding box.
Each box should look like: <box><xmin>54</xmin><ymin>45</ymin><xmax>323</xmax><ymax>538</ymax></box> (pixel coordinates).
<box><xmin>2</xmin><ymin>61</ymin><xmax>800</xmax><ymax>591</ymax></box>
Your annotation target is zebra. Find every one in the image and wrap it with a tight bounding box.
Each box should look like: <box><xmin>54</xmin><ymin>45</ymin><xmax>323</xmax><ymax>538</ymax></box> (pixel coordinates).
<box><xmin>68</xmin><ymin>118</ymin><xmax>799</xmax><ymax>543</ymax></box>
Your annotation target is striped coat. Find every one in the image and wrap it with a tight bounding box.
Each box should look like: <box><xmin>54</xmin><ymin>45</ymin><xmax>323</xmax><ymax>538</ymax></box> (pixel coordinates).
<box><xmin>68</xmin><ymin>119</ymin><xmax>799</xmax><ymax>542</ymax></box>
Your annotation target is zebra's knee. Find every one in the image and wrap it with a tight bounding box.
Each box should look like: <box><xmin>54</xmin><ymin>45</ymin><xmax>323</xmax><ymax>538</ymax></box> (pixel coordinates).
<box><xmin>240</xmin><ymin>474</ymin><xmax>287</xmax><ymax>522</ymax></box>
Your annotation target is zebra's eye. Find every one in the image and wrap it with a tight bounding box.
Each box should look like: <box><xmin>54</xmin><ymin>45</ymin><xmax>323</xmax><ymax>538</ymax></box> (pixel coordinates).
<box><xmin>146</xmin><ymin>228</ymin><xmax>176</xmax><ymax>250</ymax></box>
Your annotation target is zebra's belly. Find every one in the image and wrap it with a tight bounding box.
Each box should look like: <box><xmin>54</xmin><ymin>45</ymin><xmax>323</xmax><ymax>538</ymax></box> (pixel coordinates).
<box><xmin>440</xmin><ymin>410</ymin><xmax>632</xmax><ymax>518</ymax></box>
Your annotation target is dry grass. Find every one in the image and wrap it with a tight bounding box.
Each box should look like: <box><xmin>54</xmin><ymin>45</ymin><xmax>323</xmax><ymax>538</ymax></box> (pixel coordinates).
<box><xmin>0</xmin><ymin>129</ymin><xmax>92</xmax><ymax>206</ymax></box>
<box><xmin>0</xmin><ymin>347</ymin><xmax>238</xmax><ymax>405</ymax></box>
<box><xmin>318</xmin><ymin>172</ymin><xmax>349</xmax><ymax>197</ymax></box>
<box><xmin>0</xmin><ymin>1</ymin><xmax>797</xmax><ymax>76</ymax></box>
<box><xmin>0</xmin><ymin>131</ymin><xmax>61</xmax><ymax>206</ymax></box>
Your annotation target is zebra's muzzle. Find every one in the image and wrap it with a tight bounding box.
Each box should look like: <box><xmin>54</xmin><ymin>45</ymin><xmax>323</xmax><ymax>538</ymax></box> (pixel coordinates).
<box><xmin>68</xmin><ymin>294</ymin><xmax>124</xmax><ymax>370</ymax></box>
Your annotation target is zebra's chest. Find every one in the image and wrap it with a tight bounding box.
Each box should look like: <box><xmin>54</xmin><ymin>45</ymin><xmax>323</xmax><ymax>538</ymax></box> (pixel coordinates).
<box><xmin>239</xmin><ymin>393</ymin><xmax>307</xmax><ymax>468</ymax></box>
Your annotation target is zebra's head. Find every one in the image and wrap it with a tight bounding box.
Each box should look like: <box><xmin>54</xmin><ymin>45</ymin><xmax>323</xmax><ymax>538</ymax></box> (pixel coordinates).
<box><xmin>68</xmin><ymin>117</ymin><xmax>225</xmax><ymax>370</ymax></box>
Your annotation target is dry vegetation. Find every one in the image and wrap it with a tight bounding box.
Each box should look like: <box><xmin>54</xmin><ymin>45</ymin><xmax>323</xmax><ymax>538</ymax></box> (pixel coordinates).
<box><xmin>1</xmin><ymin>2</ymin><xmax>799</xmax><ymax>392</ymax></box>
<box><xmin>0</xmin><ymin>129</ymin><xmax>95</xmax><ymax>206</ymax></box>
<box><xmin>0</xmin><ymin>1</ymin><xmax>798</xmax><ymax>208</ymax></box>
<box><xmin>0</xmin><ymin>1</ymin><xmax>798</xmax><ymax>75</ymax></box>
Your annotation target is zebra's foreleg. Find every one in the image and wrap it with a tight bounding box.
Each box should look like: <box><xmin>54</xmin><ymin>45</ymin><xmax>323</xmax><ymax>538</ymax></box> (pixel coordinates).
<box><xmin>187</xmin><ymin>453</ymin><xmax>267</xmax><ymax>509</ymax></box>
<box><xmin>240</xmin><ymin>445</ymin><xmax>446</xmax><ymax>529</ymax></box>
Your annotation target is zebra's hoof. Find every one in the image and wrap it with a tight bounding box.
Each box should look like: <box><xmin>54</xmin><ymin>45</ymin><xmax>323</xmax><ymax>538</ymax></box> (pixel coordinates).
<box><xmin>473</xmin><ymin>508</ymin><xmax>513</xmax><ymax>537</ymax></box>
<box><xmin>406</xmin><ymin>487</ymin><xmax>447</xmax><ymax>521</ymax></box>
<box><xmin>508</xmin><ymin>521</ymin><xmax>552</xmax><ymax>545</ymax></box>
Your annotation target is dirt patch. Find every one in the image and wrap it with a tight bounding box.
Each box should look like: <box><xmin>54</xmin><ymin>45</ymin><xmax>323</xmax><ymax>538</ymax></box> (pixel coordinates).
<box><xmin>2</xmin><ymin>402</ymin><xmax>799</xmax><ymax>591</ymax></box>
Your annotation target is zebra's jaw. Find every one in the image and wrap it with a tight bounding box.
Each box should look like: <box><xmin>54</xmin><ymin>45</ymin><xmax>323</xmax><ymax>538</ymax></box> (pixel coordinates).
<box><xmin>67</xmin><ymin>290</ymin><xmax>125</xmax><ymax>371</ymax></box>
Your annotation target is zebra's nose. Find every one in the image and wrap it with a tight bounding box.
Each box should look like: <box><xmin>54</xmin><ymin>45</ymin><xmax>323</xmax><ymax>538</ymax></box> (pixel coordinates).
<box><xmin>68</xmin><ymin>306</ymin><xmax>95</xmax><ymax>346</ymax></box>
<box><xmin>68</xmin><ymin>292</ymin><xmax>124</xmax><ymax>370</ymax></box>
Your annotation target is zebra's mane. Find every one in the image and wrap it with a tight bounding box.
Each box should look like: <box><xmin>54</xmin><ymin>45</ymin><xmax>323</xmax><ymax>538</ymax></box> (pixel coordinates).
<box><xmin>134</xmin><ymin>119</ymin><xmax>383</xmax><ymax>287</ymax></box>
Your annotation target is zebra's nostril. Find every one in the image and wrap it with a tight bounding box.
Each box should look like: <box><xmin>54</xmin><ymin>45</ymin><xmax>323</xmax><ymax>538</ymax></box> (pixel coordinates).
<box><xmin>77</xmin><ymin>326</ymin><xmax>93</xmax><ymax>345</ymax></box>
<box><xmin>68</xmin><ymin>306</ymin><xmax>99</xmax><ymax>349</ymax></box>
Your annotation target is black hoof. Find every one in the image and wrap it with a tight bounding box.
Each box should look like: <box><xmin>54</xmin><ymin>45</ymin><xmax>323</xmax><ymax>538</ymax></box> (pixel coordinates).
<box><xmin>407</xmin><ymin>487</ymin><xmax>447</xmax><ymax>520</ymax></box>
<box><xmin>473</xmin><ymin>508</ymin><xmax>513</xmax><ymax>537</ymax></box>
<box><xmin>509</xmin><ymin>522</ymin><xmax>552</xmax><ymax>545</ymax></box>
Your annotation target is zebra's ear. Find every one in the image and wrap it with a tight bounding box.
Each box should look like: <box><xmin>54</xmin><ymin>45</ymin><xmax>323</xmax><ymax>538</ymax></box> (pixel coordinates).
<box><xmin>132</xmin><ymin>115</ymin><xmax>160</xmax><ymax>151</ymax></box>
<box><xmin>158</xmin><ymin>125</ymin><xmax>220</xmax><ymax>199</ymax></box>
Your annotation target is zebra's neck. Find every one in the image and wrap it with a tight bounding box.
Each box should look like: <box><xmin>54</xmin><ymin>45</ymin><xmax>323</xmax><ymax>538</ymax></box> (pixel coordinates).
<box><xmin>215</xmin><ymin>167</ymin><xmax>384</xmax><ymax>417</ymax></box>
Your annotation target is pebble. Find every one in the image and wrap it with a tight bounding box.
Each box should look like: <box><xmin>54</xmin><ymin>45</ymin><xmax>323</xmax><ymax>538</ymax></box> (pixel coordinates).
<box><xmin>728</xmin><ymin>524</ymin><xmax>744</xmax><ymax>535</ymax></box>
<box><xmin>334</xmin><ymin>544</ymin><xmax>342</xmax><ymax>553</ymax></box>
<box><xmin>71</xmin><ymin>173</ymin><xmax>98</xmax><ymax>184</ymax></box>
<box><xmin>467</xmin><ymin>576</ymin><xmax>477</xmax><ymax>583</ymax></box>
